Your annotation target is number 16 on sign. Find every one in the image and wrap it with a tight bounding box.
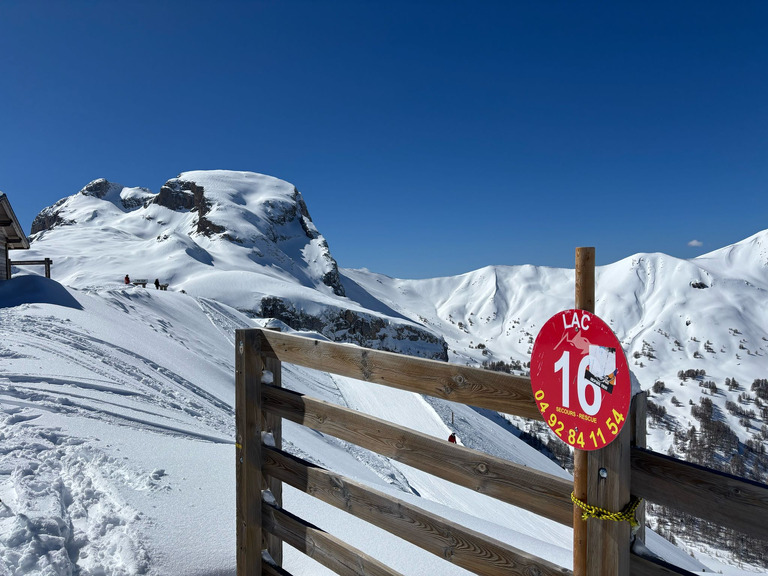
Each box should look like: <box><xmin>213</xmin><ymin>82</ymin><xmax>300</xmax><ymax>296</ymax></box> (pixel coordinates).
<box><xmin>530</xmin><ymin>309</ymin><xmax>631</xmax><ymax>450</ymax></box>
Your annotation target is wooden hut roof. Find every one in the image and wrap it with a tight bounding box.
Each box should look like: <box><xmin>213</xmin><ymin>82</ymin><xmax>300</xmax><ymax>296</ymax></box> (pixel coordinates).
<box><xmin>0</xmin><ymin>193</ymin><xmax>30</xmax><ymax>250</ymax></box>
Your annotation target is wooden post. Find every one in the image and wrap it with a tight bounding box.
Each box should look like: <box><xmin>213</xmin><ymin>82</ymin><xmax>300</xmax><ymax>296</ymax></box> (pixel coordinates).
<box><xmin>630</xmin><ymin>391</ymin><xmax>647</xmax><ymax>544</ymax></box>
<box><xmin>236</xmin><ymin>330</ymin><xmax>264</xmax><ymax>576</ymax></box>
<box><xmin>262</xmin><ymin>329</ymin><xmax>284</xmax><ymax>568</ymax></box>
<box><xmin>44</xmin><ymin>258</ymin><xmax>52</xmax><ymax>279</ymax></box>
<box><xmin>587</xmin><ymin>418</ymin><xmax>631</xmax><ymax>575</ymax></box>
<box><xmin>573</xmin><ymin>247</ymin><xmax>594</xmax><ymax>576</ymax></box>
<box><xmin>572</xmin><ymin>246</ymin><xmax>632</xmax><ymax>576</ymax></box>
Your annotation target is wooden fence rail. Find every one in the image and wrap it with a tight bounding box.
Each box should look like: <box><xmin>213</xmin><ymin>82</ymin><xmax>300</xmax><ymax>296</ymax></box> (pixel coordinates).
<box><xmin>264</xmin><ymin>445</ymin><xmax>570</xmax><ymax>576</ymax></box>
<box><xmin>254</xmin><ymin>329</ymin><xmax>541</xmax><ymax>419</ymax></box>
<box><xmin>261</xmin><ymin>383</ymin><xmax>573</xmax><ymax>525</ymax></box>
<box><xmin>631</xmin><ymin>447</ymin><xmax>768</xmax><ymax>540</ymax></box>
<box><xmin>8</xmin><ymin>258</ymin><xmax>53</xmax><ymax>279</ymax></box>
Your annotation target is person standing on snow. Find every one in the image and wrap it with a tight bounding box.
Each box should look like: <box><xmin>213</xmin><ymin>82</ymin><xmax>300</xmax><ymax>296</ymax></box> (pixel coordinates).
<box><xmin>124</xmin><ymin>274</ymin><xmax>131</xmax><ymax>285</ymax></box>
<box><xmin>448</xmin><ymin>432</ymin><xmax>457</xmax><ymax>443</ymax></box>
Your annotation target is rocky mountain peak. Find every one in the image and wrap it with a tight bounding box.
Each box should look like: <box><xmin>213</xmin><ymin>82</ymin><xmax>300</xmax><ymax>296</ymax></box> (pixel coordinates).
<box><xmin>29</xmin><ymin>170</ymin><xmax>346</xmax><ymax>298</ymax></box>
<box><xmin>80</xmin><ymin>178</ymin><xmax>123</xmax><ymax>199</ymax></box>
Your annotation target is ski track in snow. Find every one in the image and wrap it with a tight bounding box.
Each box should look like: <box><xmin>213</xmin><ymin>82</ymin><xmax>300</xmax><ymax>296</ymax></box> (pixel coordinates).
<box><xmin>195</xmin><ymin>298</ymin><xmax>248</xmax><ymax>348</ymax></box>
<box><xmin>0</xmin><ymin>407</ymin><xmax>154</xmax><ymax>576</ymax></box>
<box><xmin>0</xmin><ymin>310</ymin><xmax>233</xmax><ymax>442</ymax></box>
<box><xmin>0</xmin><ymin>302</ymin><xmax>238</xmax><ymax>575</ymax></box>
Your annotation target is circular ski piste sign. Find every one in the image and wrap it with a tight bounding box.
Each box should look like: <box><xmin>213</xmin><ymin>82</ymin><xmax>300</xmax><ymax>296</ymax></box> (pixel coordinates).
<box><xmin>531</xmin><ymin>309</ymin><xmax>631</xmax><ymax>451</ymax></box>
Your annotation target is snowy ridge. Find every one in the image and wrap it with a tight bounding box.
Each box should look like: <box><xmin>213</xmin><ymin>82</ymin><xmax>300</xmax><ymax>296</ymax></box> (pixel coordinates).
<box><xmin>24</xmin><ymin>171</ymin><xmax>447</xmax><ymax>360</ymax></box>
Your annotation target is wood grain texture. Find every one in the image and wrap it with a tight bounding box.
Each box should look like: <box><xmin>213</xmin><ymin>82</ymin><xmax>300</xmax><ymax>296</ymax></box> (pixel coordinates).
<box><xmin>251</xmin><ymin>329</ymin><xmax>542</xmax><ymax>420</ymax></box>
<box><xmin>263</xmin><ymin>446</ymin><xmax>572</xmax><ymax>576</ymax></box>
<box><xmin>573</xmin><ymin>246</ymin><xmax>594</xmax><ymax>576</ymax></box>
<box><xmin>263</xmin><ymin>502</ymin><xmax>404</xmax><ymax>576</ymax></box>
<box><xmin>263</xmin><ymin>352</ymin><xmax>284</xmax><ymax>567</ymax></box>
<box><xmin>630</xmin><ymin>393</ymin><xmax>647</xmax><ymax>544</ymax></box>
<box><xmin>573</xmin><ymin>449</ymin><xmax>588</xmax><ymax>576</ymax></box>
<box><xmin>587</xmin><ymin>422</ymin><xmax>631</xmax><ymax>576</ymax></box>
<box><xmin>235</xmin><ymin>330</ymin><xmax>264</xmax><ymax>576</ymax></box>
<box><xmin>261</xmin><ymin>384</ymin><xmax>573</xmax><ymax>525</ymax></box>
<box><xmin>631</xmin><ymin>447</ymin><xmax>768</xmax><ymax>540</ymax></box>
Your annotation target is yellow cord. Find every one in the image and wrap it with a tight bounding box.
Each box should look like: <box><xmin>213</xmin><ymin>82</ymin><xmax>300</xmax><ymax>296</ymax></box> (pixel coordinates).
<box><xmin>571</xmin><ymin>492</ymin><xmax>642</xmax><ymax>529</ymax></box>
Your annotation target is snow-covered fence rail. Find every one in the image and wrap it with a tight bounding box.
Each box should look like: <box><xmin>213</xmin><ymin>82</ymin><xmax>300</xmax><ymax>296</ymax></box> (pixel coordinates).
<box><xmin>8</xmin><ymin>257</ymin><xmax>52</xmax><ymax>279</ymax></box>
<box><xmin>235</xmin><ymin>327</ymin><xmax>768</xmax><ymax>576</ymax></box>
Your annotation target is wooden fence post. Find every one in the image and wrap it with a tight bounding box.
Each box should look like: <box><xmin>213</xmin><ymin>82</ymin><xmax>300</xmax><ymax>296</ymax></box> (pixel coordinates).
<box><xmin>572</xmin><ymin>247</ymin><xmax>632</xmax><ymax>576</ymax></box>
<box><xmin>573</xmin><ymin>247</ymin><xmax>594</xmax><ymax>576</ymax></box>
<box><xmin>236</xmin><ymin>329</ymin><xmax>264</xmax><ymax>576</ymax></box>
<box><xmin>262</xmin><ymin>329</ymin><xmax>284</xmax><ymax>568</ymax></box>
<box><xmin>587</xmin><ymin>412</ymin><xmax>631</xmax><ymax>575</ymax></box>
<box><xmin>630</xmin><ymin>391</ymin><xmax>648</xmax><ymax>544</ymax></box>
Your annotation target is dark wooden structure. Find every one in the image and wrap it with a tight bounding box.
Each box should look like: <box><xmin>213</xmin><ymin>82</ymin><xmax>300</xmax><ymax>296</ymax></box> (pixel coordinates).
<box><xmin>0</xmin><ymin>193</ymin><xmax>30</xmax><ymax>280</ymax></box>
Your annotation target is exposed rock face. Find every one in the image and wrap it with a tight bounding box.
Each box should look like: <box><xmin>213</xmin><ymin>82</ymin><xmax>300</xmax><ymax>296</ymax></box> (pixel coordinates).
<box><xmin>284</xmin><ymin>187</ymin><xmax>344</xmax><ymax>297</ymax></box>
<box><xmin>153</xmin><ymin>179</ymin><xmax>224</xmax><ymax>236</ymax></box>
<box><xmin>322</xmin><ymin>266</ymin><xmax>344</xmax><ymax>297</ymax></box>
<box><xmin>31</xmin><ymin>198</ymin><xmax>71</xmax><ymax>234</ymax></box>
<box><xmin>80</xmin><ymin>178</ymin><xmax>120</xmax><ymax>199</ymax></box>
<box><xmin>153</xmin><ymin>180</ymin><xmax>199</xmax><ymax>212</ymax></box>
<box><xmin>260</xmin><ymin>296</ymin><xmax>448</xmax><ymax>360</ymax></box>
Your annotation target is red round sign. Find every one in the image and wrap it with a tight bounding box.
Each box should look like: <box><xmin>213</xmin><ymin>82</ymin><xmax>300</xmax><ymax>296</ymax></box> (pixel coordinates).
<box><xmin>531</xmin><ymin>309</ymin><xmax>631</xmax><ymax>451</ymax></box>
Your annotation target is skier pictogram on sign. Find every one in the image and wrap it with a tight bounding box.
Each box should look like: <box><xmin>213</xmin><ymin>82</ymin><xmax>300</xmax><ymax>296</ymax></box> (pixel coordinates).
<box><xmin>531</xmin><ymin>309</ymin><xmax>631</xmax><ymax>451</ymax></box>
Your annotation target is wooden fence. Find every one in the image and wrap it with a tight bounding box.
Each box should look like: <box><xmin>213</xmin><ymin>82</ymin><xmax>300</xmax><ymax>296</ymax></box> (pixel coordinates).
<box><xmin>8</xmin><ymin>258</ymin><xmax>53</xmax><ymax>279</ymax></box>
<box><xmin>235</xmin><ymin>328</ymin><xmax>768</xmax><ymax>576</ymax></box>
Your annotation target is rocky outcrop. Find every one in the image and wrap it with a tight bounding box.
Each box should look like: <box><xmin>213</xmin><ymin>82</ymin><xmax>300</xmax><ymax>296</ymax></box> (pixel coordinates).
<box><xmin>153</xmin><ymin>181</ymin><xmax>198</xmax><ymax>212</ymax></box>
<box><xmin>80</xmin><ymin>178</ymin><xmax>119</xmax><ymax>199</ymax></box>
<box><xmin>266</xmin><ymin>187</ymin><xmax>345</xmax><ymax>297</ymax></box>
<box><xmin>30</xmin><ymin>198</ymin><xmax>71</xmax><ymax>234</ymax></box>
<box><xmin>153</xmin><ymin>179</ymin><xmax>225</xmax><ymax>236</ymax></box>
<box><xmin>259</xmin><ymin>296</ymin><xmax>448</xmax><ymax>360</ymax></box>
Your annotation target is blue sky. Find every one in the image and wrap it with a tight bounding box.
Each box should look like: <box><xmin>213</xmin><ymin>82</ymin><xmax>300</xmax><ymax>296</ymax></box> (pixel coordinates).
<box><xmin>1</xmin><ymin>1</ymin><xmax>766</xmax><ymax>279</ymax></box>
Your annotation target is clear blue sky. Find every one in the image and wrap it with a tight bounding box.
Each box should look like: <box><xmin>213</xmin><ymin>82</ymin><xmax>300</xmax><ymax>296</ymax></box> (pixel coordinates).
<box><xmin>1</xmin><ymin>1</ymin><xmax>766</xmax><ymax>278</ymax></box>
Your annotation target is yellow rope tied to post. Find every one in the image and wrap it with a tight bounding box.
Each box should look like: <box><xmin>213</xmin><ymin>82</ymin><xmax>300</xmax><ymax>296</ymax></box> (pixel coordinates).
<box><xmin>571</xmin><ymin>492</ymin><xmax>642</xmax><ymax>530</ymax></box>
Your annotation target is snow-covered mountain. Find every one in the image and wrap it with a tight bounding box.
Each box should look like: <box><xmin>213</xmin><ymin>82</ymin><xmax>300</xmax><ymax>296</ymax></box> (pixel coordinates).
<box><xmin>2</xmin><ymin>169</ymin><xmax>766</xmax><ymax>574</ymax></box>
<box><xmin>345</xmin><ymin>235</ymin><xmax>768</xmax><ymax>457</ymax></box>
<box><xmin>27</xmin><ymin>172</ymin><xmax>446</xmax><ymax>360</ymax></box>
